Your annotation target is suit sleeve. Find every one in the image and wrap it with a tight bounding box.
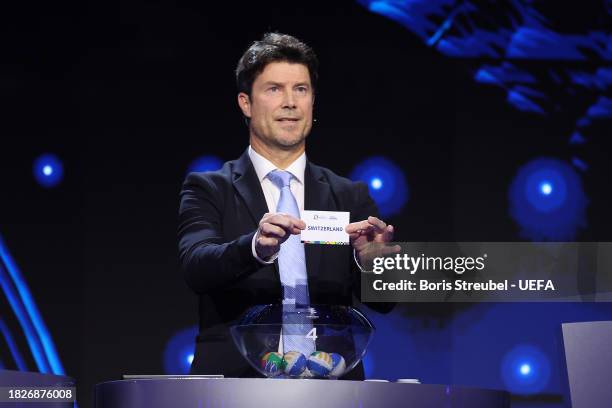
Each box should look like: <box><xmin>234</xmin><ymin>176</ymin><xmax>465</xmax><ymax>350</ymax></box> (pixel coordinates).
<box><xmin>351</xmin><ymin>181</ymin><xmax>395</xmax><ymax>314</ymax></box>
<box><xmin>178</xmin><ymin>173</ymin><xmax>264</xmax><ymax>294</ymax></box>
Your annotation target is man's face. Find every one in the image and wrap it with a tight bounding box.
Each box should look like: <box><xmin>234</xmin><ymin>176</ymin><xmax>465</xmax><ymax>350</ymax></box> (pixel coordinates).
<box><xmin>238</xmin><ymin>61</ymin><xmax>314</xmax><ymax>150</ymax></box>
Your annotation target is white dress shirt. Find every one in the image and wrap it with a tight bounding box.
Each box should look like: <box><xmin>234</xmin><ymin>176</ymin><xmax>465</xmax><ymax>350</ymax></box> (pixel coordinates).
<box><xmin>248</xmin><ymin>145</ymin><xmax>306</xmax><ymax>264</ymax></box>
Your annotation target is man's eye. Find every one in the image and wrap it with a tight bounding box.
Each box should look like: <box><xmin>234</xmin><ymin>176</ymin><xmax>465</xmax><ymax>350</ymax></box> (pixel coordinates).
<box><xmin>296</xmin><ymin>86</ymin><xmax>308</xmax><ymax>93</ymax></box>
<box><xmin>269</xmin><ymin>86</ymin><xmax>279</xmax><ymax>92</ymax></box>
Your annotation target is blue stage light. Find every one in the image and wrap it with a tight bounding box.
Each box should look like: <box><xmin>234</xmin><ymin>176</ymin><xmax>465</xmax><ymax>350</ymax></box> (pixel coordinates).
<box><xmin>539</xmin><ymin>182</ymin><xmax>552</xmax><ymax>196</ymax></box>
<box><xmin>163</xmin><ymin>326</ymin><xmax>198</xmax><ymax>374</ymax></box>
<box><xmin>519</xmin><ymin>363</ymin><xmax>531</xmax><ymax>376</ymax></box>
<box><xmin>501</xmin><ymin>345</ymin><xmax>550</xmax><ymax>395</ymax></box>
<box><xmin>0</xmin><ymin>318</ymin><xmax>27</xmax><ymax>371</ymax></box>
<box><xmin>509</xmin><ymin>158</ymin><xmax>588</xmax><ymax>241</ymax></box>
<box><xmin>188</xmin><ymin>155</ymin><xmax>224</xmax><ymax>174</ymax></box>
<box><xmin>33</xmin><ymin>154</ymin><xmax>64</xmax><ymax>188</ymax></box>
<box><xmin>0</xmin><ymin>235</ymin><xmax>65</xmax><ymax>374</ymax></box>
<box><xmin>350</xmin><ymin>157</ymin><xmax>409</xmax><ymax>218</ymax></box>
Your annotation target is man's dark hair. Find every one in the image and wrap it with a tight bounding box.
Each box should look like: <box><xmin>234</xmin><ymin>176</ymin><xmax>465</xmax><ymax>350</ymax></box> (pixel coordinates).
<box><xmin>236</xmin><ymin>32</ymin><xmax>319</xmax><ymax>96</ymax></box>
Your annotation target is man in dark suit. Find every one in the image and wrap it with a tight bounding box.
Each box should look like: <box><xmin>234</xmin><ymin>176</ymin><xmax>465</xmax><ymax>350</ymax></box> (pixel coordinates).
<box><xmin>178</xmin><ymin>32</ymin><xmax>396</xmax><ymax>379</ymax></box>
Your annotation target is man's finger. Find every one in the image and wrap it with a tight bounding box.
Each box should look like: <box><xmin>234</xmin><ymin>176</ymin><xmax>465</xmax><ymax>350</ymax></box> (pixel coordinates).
<box><xmin>257</xmin><ymin>236</ymin><xmax>279</xmax><ymax>247</ymax></box>
<box><xmin>367</xmin><ymin>216</ymin><xmax>387</xmax><ymax>233</ymax></box>
<box><xmin>346</xmin><ymin>220</ymin><xmax>374</xmax><ymax>234</ymax></box>
<box><xmin>348</xmin><ymin>232</ymin><xmax>361</xmax><ymax>240</ymax></box>
<box><xmin>264</xmin><ymin>214</ymin><xmax>293</xmax><ymax>230</ymax></box>
<box><xmin>277</xmin><ymin>213</ymin><xmax>306</xmax><ymax>229</ymax></box>
<box><xmin>379</xmin><ymin>244</ymin><xmax>401</xmax><ymax>256</ymax></box>
<box><xmin>268</xmin><ymin>213</ymin><xmax>306</xmax><ymax>231</ymax></box>
<box><xmin>260</xmin><ymin>223</ymin><xmax>286</xmax><ymax>238</ymax></box>
<box><xmin>265</xmin><ymin>215</ymin><xmax>297</xmax><ymax>233</ymax></box>
<box><xmin>382</xmin><ymin>225</ymin><xmax>394</xmax><ymax>242</ymax></box>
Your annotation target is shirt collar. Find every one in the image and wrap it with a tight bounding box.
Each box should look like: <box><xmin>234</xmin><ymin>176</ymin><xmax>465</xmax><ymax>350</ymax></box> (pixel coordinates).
<box><xmin>248</xmin><ymin>145</ymin><xmax>306</xmax><ymax>185</ymax></box>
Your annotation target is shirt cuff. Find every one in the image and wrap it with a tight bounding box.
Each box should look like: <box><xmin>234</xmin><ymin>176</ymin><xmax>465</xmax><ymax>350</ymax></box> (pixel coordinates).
<box><xmin>252</xmin><ymin>231</ymin><xmax>279</xmax><ymax>264</ymax></box>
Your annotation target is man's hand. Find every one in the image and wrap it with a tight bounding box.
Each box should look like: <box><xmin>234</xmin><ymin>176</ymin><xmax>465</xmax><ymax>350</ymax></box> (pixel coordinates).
<box><xmin>345</xmin><ymin>216</ymin><xmax>400</xmax><ymax>269</ymax></box>
<box><xmin>255</xmin><ymin>212</ymin><xmax>306</xmax><ymax>260</ymax></box>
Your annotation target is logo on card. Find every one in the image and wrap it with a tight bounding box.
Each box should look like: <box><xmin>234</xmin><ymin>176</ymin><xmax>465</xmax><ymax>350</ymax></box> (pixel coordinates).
<box><xmin>313</xmin><ymin>214</ymin><xmax>337</xmax><ymax>221</ymax></box>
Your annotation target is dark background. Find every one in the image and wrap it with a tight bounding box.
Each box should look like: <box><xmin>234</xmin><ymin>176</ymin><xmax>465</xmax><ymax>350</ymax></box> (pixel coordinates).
<box><xmin>1</xmin><ymin>1</ymin><xmax>611</xmax><ymax>407</ymax></box>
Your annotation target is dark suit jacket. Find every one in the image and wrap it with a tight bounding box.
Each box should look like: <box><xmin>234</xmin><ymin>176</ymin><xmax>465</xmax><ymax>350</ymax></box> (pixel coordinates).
<box><xmin>178</xmin><ymin>149</ymin><xmax>391</xmax><ymax>378</ymax></box>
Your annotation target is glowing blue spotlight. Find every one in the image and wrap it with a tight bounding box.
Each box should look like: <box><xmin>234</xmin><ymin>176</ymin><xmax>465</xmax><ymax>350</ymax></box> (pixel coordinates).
<box><xmin>519</xmin><ymin>363</ymin><xmax>531</xmax><ymax>375</ymax></box>
<box><xmin>188</xmin><ymin>155</ymin><xmax>224</xmax><ymax>174</ymax></box>
<box><xmin>539</xmin><ymin>182</ymin><xmax>552</xmax><ymax>196</ymax></box>
<box><xmin>350</xmin><ymin>157</ymin><xmax>409</xmax><ymax>218</ymax></box>
<box><xmin>163</xmin><ymin>326</ymin><xmax>198</xmax><ymax>374</ymax></box>
<box><xmin>33</xmin><ymin>154</ymin><xmax>64</xmax><ymax>188</ymax></box>
<box><xmin>501</xmin><ymin>345</ymin><xmax>550</xmax><ymax>395</ymax></box>
<box><xmin>509</xmin><ymin>158</ymin><xmax>588</xmax><ymax>241</ymax></box>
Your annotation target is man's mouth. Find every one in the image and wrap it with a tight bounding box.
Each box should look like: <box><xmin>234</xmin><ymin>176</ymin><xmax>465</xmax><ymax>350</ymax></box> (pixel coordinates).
<box><xmin>277</xmin><ymin>118</ymin><xmax>300</xmax><ymax>122</ymax></box>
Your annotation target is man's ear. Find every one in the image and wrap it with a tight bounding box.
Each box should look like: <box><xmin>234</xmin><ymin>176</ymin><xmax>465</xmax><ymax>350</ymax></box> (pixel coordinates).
<box><xmin>237</xmin><ymin>92</ymin><xmax>252</xmax><ymax>118</ymax></box>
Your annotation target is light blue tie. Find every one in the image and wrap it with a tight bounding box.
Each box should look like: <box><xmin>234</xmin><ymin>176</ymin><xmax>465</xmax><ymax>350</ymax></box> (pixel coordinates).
<box><xmin>267</xmin><ymin>170</ymin><xmax>315</xmax><ymax>356</ymax></box>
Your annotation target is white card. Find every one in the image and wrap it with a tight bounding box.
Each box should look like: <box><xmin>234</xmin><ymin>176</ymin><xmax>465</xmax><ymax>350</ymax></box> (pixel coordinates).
<box><xmin>300</xmin><ymin>210</ymin><xmax>350</xmax><ymax>245</ymax></box>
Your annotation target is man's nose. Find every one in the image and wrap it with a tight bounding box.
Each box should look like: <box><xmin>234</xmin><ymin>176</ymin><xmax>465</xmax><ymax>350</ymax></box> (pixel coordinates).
<box><xmin>282</xmin><ymin>90</ymin><xmax>297</xmax><ymax>108</ymax></box>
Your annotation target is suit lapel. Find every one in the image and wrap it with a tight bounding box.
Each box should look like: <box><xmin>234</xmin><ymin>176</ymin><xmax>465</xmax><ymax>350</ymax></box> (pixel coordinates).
<box><xmin>304</xmin><ymin>162</ymin><xmax>334</xmax><ymax>288</ymax></box>
<box><xmin>232</xmin><ymin>150</ymin><xmax>281</xmax><ymax>282</ymax></box>
<box><xmin>232</xmin><ymin>149</ymin><xmax>269</xmax><ymax>227</ymax></box>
